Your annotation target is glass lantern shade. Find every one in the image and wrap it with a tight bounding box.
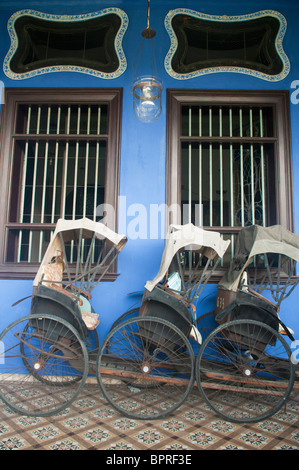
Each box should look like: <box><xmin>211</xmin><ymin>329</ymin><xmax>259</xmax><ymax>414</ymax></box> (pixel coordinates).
<box><xmin>132</xmin><ymin>76</ymin><xmax>163</xmax><ymax>122</ymax></box>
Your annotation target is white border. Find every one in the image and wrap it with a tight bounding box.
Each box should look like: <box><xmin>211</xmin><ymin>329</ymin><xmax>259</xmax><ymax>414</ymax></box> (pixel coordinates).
<box><xmin>3</xmin><ymin>8</ymin><xmax>128</xmax><ymax>80</ymax></box>
<box><xmin>164</xmin><ymin>9</ymin><xmax>290</xmax><ymax>81</ymax></box>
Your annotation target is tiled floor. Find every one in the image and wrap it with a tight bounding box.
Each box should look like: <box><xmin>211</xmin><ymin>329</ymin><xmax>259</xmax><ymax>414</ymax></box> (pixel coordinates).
<box><xmin>1</xmin><ymin>383</ymin><xmax>299</xmax><ymax>451</ymax></box>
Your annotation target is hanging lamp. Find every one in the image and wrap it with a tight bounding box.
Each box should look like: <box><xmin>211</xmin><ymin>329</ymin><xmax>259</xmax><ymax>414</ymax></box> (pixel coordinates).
<box><xmin>132</xmin><ymin>0</ymin><xmax>163</xmax><ymax>123</ymax></box>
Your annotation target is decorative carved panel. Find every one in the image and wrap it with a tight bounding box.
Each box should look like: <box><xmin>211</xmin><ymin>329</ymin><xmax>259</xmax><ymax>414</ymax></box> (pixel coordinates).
<box><xmin>4</xmin><ymin>9</ymin><xmax>128</xmax><ymax>80</ymax></box>
<box><xmin>165</xmin><ymin>9</ymin><xmax>290</xmax><ymax>81</ymax></box>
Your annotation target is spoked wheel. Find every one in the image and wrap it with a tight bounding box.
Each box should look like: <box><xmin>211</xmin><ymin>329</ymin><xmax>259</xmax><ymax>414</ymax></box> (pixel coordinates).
<box><xmin>196</xmin><ymin>319</ymin><xmax>295</xmax><ymax>423</ymax></box>
<box><xmin>109</xmin><ymin>307</ymin><xmax>140</xmax><ymax>331</ymax></box>
<box><xmin>96</xmin><ymin>316</ymin><xmax>195</xmax><ymax>419</ymax></box>
<box><xmin>107</xmin><ymin>308</ymin><xmax>152</xmax><ymax>389</ymax></box>
<box><xmin>0</xmin><ymin>314</ymin><xmax>89</xmax><ymax>417</ymax></box>
<box><xmin>20</xmin><ymin>322</ymin><xmax>96</xmax><ymax>385</ymax></box>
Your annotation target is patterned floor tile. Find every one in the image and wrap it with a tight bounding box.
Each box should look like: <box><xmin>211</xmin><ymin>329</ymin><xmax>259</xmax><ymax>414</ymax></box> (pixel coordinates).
<box><xmin>0</xmin><ymin>383</ymin><xmax>298</xmax><ymax>451</ymax></box>
<box><xmin>49</xmin><ymin>439</ymin><xmax>81</xmax><ymax>450</ymax></box>
<box><xmin>0</xmin><ymin>436</ymin><xmax>27</xmax><ymax>450</ymax></box>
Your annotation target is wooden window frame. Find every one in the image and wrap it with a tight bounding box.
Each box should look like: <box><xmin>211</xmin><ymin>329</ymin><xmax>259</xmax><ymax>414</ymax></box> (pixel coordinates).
<box><xmin>0</xmin><ymin>87</ymin><xmax>123</xmax><ymax>280</ymax></box>
<box><xmin>167</xmin><ymin>89</ymin><xmax>294</xmax><ymax>279</ymax></box>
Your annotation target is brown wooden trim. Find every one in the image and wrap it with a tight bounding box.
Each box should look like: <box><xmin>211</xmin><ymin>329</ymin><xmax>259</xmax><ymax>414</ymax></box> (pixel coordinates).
<box><xmin>273</xmin><ymin>91</ymin><xmax>294</xmax><ymax>229</ymax></box>
<box><xmin>167</xmin><ymin>89</ymin><xmax>290</xmax><ymax>107</ymax></box>
<box><xmin>166</xmin><ymin>89</ymin><xmax>181</xmax><ymax>225</ymax></box>
<box><xmin>166</xmin><ymin>89</ymin><xmax>294</xmax><ymax>232</ymax></box>
<box><xmin>0</xmin><ymin>267</ymin><xmax>119</xmax><ymax>282</ymax></box>
<box><xmin>180</xmin><ymin>136</ymin><xmax>277</xmax><ymax>143</ymax></box>
<box><xmin>106</xmin><ymin>88</ymin><xmax>123</xmax><ymax>234</ymax></box>
<box><xmin>166</xmin><ymin>89</ymin><xmax>294</xmax><ymax>282</ymax></box>
<box><xmin>3</xmin><ymin>87</ymin><xmax>123</xmax><ymax>104</ymax></box>
<box><xmin>0</xmin><ymin>87</ymin><xmax>123</xmax><ymax>280</ymax></box>
<box><xmin>12</xmin><ymin>134</ymin><xmax>109</xmax><ymax>140</ymax></box>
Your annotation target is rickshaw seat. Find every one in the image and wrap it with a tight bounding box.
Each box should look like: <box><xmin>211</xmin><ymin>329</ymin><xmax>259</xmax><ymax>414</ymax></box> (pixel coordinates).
<box><xmin>40</xmin><ymin>259</ymin><xmax>100</xmax><ymax>330</ymax></box>
<box><xmin>247</xmin><ymin>287</ymin><xmax>279</xmax><ymax>312</ymax></box>
<box><xmin>215</xmin><ymin>289</ymin><xmax>295</xmax><ymax>341</ymax></box>
<box><xmin>140</xmin><ymin>285</ymin><xmax>193</xmax><ymax>338</ymax></box>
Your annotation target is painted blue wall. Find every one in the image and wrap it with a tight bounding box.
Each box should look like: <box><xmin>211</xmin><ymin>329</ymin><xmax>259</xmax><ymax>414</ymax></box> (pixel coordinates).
<box><xmin>0</xmin><ymin>0</ymin><xmax>299</xmax><ymax>346</ymax></box>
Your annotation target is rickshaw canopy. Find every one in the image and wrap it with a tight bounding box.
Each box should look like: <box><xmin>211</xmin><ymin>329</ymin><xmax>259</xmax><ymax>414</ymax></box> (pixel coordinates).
<box><xmin>219</xmin><ymin>224</ymin><xmax>299</xmax><ymax>293</ymax></box>
<box><xmin>33</xmin><ymin>218</ymin><xmax>127</xmax><ymax>287</ymax></box>
<box><xmin>145</xmin><ymin>224</ymin><xmax>230</xmax><ymax>292</ymax></box>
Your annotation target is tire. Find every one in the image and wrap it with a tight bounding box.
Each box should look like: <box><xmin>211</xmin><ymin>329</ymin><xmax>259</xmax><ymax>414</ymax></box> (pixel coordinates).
<box><xmin>196</xmin><ymin>319</ymin><xmax>295</xmax><ymax>423</ymax></box>
<box><xmin>0</xmin><ymin>314</ymin><xmax>89</xmax><ymax>417</ymax></box>
<box><xmin>96</xmin><ymin>316</ymin><xmax>195</xmax><ymax>419</ymax></box>
<box><xmin>21</xmin><ymin>321</ymin><xmax>98</xmax><ymax>383</ymax></box>
<box><xmin>109</xmin><ymin>307</ymin><xmax>140</xmax><ymax>331</ymax></box>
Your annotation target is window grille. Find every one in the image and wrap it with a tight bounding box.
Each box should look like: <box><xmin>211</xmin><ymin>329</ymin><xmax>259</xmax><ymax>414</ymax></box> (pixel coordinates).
<box><xmin>167</xmin><ymin>90</ymin><xmax>293</xmax><ymax>274</ymax></box>
<box><xmin>14</xmin><ymin>104</ymin><xmax>107</xmax><ymax>263</ymax></box>
<box><xmin>181</xmin><ymin>105</ymin><xmax>273</xmax><ymax>230</ymax></box>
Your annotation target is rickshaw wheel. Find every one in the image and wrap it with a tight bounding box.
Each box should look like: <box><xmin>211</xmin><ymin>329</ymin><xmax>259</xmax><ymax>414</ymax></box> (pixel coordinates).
<box><xmin>109</xmin><ymin>307</ymin><xmax>140</xmax><ymax>331</ymax></box>
<box><xmin>96</xmin><ymin>316</ymin><xmax>195</xmax><ymax>419</ymax></box>
<box><xmin>196</xmin><ymin>319</ymin><xmax>295</xmax><ymax>423</ymax></box>
<box><xmin>0</xmin><ymin>314</ymin><xmax>89</xmax><ymax>417</ymax></box>
<box><xmin>20</xmin><ymin>324</ymin><xmax>99</xmax><ymax>387</ymax></box>
<box><xmin>21</xmin><ymin>322</ymin><xmax>98</xmax><ymax>383</ymax></box>
<box><xmin>107</xmin><ymin>308</ymin><xmax>160</xmax><ymax>389</ymax></box>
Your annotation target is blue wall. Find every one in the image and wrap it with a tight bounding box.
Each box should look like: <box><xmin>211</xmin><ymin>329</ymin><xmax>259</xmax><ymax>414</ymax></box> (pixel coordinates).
<box><xmin>0</xmin><ymin>0</ymin><xmax>299</xmax><ymax>346</ymax></box>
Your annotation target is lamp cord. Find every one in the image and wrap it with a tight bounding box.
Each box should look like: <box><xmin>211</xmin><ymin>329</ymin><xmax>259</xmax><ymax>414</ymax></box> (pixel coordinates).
<box><xmin>132</xmin><ymin>0</ymin><xmax>158</xmax><ymax>81</ymax></box>
<box><xmin>146</xmin><ymin>0</ymin><xmax>151</xmax><ymax>29</ymax></box>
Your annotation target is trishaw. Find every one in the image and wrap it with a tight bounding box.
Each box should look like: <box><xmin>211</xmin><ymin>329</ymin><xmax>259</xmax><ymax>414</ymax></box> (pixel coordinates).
<box><xmin>196</xmin><ymin>224</ymin><xmax>299</xmax><ymax>423</ymax></box>
<box><xmin>0</xmin><ymin>218</ymin><xmax>127</xmax><ymax>416</ymax></box>
<box><xmin>96</xmin><ymin>223</ymin><xmax>230</xmax><ymax>419</ymax></box>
